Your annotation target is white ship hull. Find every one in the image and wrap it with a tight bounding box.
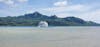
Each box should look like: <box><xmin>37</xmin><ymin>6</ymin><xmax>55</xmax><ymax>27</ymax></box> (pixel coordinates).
<box><xmin>38</xmin><ymin>21</ymin><xmax>48</xmax><ymax>27</ymax></box>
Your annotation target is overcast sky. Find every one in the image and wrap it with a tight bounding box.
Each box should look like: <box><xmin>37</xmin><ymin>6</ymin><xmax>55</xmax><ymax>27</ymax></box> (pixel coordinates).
<box><xmin>0</xmin><ymin>0</ymin><xmax>100</xmax><ymax>23</ymax></box>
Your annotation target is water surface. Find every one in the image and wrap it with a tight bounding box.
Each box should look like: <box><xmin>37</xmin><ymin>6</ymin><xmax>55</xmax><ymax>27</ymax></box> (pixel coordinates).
<box><xmin>0</xmin><ymin>26</ymin><xmax>100</xmax><ymax>47</ymax></box>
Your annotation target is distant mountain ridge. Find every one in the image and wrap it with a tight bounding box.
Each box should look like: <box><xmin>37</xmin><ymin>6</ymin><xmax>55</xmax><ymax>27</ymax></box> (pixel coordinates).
<box><xmin>0</xmin><ymin>12</ymin><xmax>100</xmax><ymax>26</ymax></box>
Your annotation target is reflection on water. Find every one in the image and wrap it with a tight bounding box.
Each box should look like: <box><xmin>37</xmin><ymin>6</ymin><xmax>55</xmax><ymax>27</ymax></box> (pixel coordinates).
<box><xmin>0</xmin><ymin>27</ymin><xmax>100</xmax><ymax>47</ymax></box>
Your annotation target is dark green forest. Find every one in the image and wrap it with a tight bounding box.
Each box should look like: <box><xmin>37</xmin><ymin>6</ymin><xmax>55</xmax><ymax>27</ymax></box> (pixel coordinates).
<box><xmin>0</xmin><ymin>12</ymin><xmax>100</xmax><ymax>26</ymax></box>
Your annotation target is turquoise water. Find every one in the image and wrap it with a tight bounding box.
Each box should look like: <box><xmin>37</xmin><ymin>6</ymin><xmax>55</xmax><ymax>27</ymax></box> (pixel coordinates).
<box><xmin>0</xmin><ymin>26</ymin><xmax>100</xmax><ymax>47</ymax></box>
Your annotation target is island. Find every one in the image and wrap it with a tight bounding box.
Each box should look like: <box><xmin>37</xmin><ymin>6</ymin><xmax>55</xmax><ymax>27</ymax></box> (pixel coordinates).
<box><xmin>0</xmin><ymin>12</ymin><xmax>100</xmax><ymax>26</ymax></box>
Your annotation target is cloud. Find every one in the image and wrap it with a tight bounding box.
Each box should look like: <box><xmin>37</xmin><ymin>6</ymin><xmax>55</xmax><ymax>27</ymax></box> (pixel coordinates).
<box><xmin>43</xmin><ymin>0</ymin><xmax>90</xmax><ymax>14</ymax></box>
<box><xmin>80</xmin><ymin>9</ymin><xmax>100</xmax><ymax>22</ymax></box>
<box><xmin>0</xmin><ymin>0</ymin><xmax>28</xmax><ymax>6</ymax></box>
<box><xmin>17</xmin><ymin>0</ymin><xmax>28</xmax><ymax>3</ymax></box>
<box><xmin>6</xmin><ymin>0</ymin><xmax>15</xmax><ymax>5</ymax></box>
<box><xmin>0</xmin><ymin>0</ymin><xmax>14</xmax><ymax>5</ymax></box>
<box><xmin>54</xmin><ymin>0</ymin><xmax>68</xmax><ymax>7</ymax></box>
<box><xmin>43</xmin><ymin>4</ymin><xmax>89</xmax><ymax>13</ymax></box>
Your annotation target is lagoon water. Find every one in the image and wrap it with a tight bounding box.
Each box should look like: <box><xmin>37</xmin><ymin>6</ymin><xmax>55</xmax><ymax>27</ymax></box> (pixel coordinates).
<box><xmin>0</xmin><ymin>26</ymin><xmax>100</xmax><ymax>47</ymax></box>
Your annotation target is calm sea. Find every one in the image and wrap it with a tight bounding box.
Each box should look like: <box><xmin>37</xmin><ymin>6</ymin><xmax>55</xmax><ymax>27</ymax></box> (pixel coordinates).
<box><xmin>0</xmin><ymin>26</ymin><xmax>100</xmax><ymax>47</ymax></box>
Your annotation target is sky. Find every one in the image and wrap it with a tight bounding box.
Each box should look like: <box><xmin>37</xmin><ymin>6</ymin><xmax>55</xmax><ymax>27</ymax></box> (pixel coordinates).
<box><xmin>0</xmin><ymin>0</ymin><xmax>100</xmax><ymax>23</ymax></box>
